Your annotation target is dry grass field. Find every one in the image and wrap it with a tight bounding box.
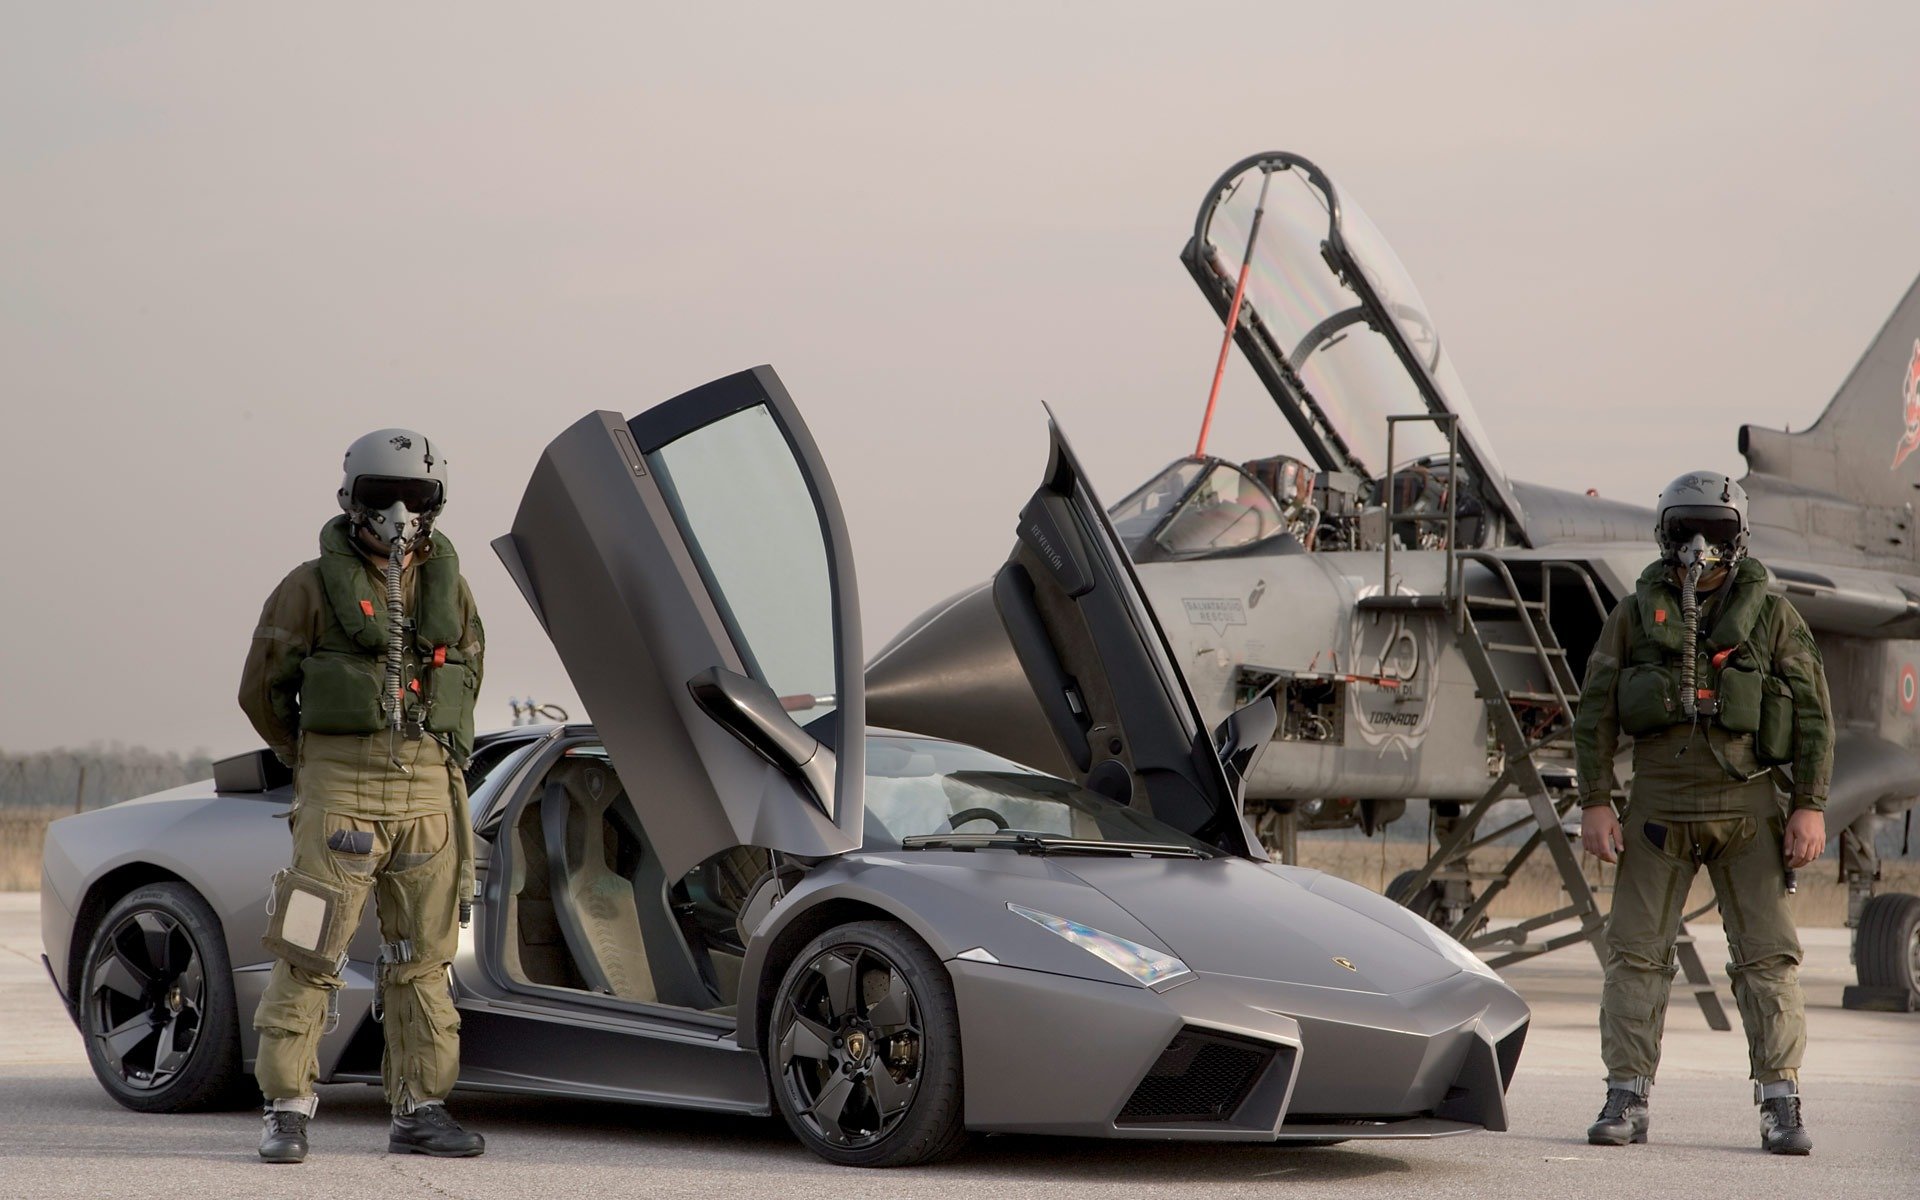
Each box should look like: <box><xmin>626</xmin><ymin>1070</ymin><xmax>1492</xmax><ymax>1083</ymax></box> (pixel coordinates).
<box><xmin>0</xmin><ymin>808</ymin><xmax>68</xmax><ymax>893</ymax></box>
<box><xmin>0</xmin><ymin>806</ymin><xmax>1913</xmax><ymax>930</ymax></box>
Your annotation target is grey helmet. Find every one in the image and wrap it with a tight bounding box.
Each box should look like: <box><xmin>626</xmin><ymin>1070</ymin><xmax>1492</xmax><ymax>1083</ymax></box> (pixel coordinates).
<box><xmin>337</xmin><ymin>428</ymin><xmax>447</xmax><ymax>553</ymax></box>
<box><xmin>1655</xmin><ymin>471</ymin><xmax>1748</xmax><ymax>568</ymax></box>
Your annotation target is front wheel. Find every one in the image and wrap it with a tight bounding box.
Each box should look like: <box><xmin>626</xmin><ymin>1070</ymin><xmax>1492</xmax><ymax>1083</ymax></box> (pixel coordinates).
<box><xmin>768</xmin><ymin>920</ymin><xmax>967</xmax><ymax>1167</ymax></box>
<box><xmin>78</xmin><ymin>882</ymin><xmax>250</xmax><ymax>1112</ymax></box>
<box><xmin>1388</xmin><ymin>869</ymin><xmax>1444</xmax><ymax>925</ymax></box>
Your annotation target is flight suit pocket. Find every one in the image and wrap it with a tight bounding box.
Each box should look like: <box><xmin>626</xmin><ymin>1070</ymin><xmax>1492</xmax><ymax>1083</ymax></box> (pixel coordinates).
<box><xmin>422</xmin><ymin>662</ymin><xmax>476</xmax><ymax>736</ymax></box>
<box><xmin>263</xmin><ymin>867</ymin><xmax>357</xmax><ymax>977</ymax></box>
<box><xmin>298</xmin><ymin>654</ymin><xmax>386</xmax><ymax>734</ymax></box>
<box><xmin>1756</xmin><ymin>676</ymin><xmax>1794</xmax><ymax>764</ymax></box>
<box><xmin>1617</xmin><ymin>665</ymin><xmax>1678</xmax><ymax>735</ymax></box>
<box><xmin>324</xmin><ymin>817</ymin><xmax>378</xmax><ymax>877</ymax></box>
<box><xmin>389</xmin><ymin>814</ymin><xmax>449</xmax><ymax>874</ymax></box>
<box><xmin>1601</xmin><ymin>992</ymin><xmax>1657</xmax><ymax>1022</ymax></box>
<box><xmin>1716</xmin><ymin>666</ymin><xmax>1763</xmax><ymax>734</ymax></box>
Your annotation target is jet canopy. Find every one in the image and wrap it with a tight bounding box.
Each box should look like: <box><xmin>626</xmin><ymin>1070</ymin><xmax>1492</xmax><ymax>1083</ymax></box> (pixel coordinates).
<box><xmin>1184</xmin><ymin>152</ymin><xmax>1524</xmax><ymax>543</ymax></box>
<box><xmin>1109</xmin><ymin>455</ymin><xmax>1314</xmax><ymax>562</ymax></box>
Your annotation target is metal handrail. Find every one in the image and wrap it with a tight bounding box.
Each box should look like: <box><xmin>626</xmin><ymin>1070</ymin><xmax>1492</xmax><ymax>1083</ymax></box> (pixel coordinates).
<box><xmin>1380</xmin><ymin>412</ymin><xmax>1459</xmax><ymax>597</ymax></box>
<box><xmin>1451</xmin><ymin>549</ymin><xmax>1574</xmax><ymax>719</ymax></box>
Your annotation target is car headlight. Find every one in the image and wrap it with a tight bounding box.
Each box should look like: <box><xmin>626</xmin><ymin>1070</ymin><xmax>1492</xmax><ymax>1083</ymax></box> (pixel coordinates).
<box><xmin>1008</xmin><ymin>903</ymin><xmax>1192</xmax><ymax>989</ymax></box>
<box><xmin>1418</xmin><ymin>920</ymin><xmax>1500</xmax><ymax>980</ymax></box>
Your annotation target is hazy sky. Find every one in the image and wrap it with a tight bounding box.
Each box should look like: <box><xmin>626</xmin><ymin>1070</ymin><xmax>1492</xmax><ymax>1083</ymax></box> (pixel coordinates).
<box><xmin>5</xmin><ymin>3</ymin><xmax>1918</xmax><ymax>756</ymax></box>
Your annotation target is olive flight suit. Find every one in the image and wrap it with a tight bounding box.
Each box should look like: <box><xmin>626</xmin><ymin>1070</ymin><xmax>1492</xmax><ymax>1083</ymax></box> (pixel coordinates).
<box><xmin>1573</xmin><ymin>557</ymin><xmax>1832</xmax><ymax>1092</ymax></box>
<box><xmin>238</xmin><ymin>517</ymin><xmax>483</xmax><ymax>1113</ymax></box>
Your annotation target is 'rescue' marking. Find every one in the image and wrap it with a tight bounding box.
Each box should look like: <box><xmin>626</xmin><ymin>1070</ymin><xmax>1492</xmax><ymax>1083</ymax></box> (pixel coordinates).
<box><xmin>1183</xmin><ymin>597</ymin><xmax>1247</xmax><ymax>635</ymax></box>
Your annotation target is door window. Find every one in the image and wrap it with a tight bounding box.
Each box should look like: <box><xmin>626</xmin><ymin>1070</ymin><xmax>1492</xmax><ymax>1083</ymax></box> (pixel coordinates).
<box><xmin>647</xmin><ymin>405</ymin><xmax>840</xmax><ymax>724</ymax></box>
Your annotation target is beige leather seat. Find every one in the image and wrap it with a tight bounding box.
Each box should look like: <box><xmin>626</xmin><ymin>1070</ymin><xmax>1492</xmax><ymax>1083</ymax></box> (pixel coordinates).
<box><xmin>540</xmin><ymin>756</ymin><xmax>656</xmax><ymax>1004</ymax></box>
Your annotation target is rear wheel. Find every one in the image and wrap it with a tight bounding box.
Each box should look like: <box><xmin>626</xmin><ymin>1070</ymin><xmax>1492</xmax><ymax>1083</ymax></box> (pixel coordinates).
<box><xmin>78</xmin><ymin>883</ymin><xmax>250</xmax><ymax>1112</ymax></box>
<box><xmin>768</xmin><ymin>920</ymin><xmax>966</xmax><ymax>1167</ymax></box>
<box><xmin>1855</xmin><ymin>892</ymin><xmax>1920</xmax><ymax>1000</ymax></box>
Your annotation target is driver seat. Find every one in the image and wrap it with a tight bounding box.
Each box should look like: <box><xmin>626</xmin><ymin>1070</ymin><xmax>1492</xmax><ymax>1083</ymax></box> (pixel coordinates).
<box><xmin>539</xmin><ymin>757</ymin><xmax>656</xmax><ymax>1003</ymax></box>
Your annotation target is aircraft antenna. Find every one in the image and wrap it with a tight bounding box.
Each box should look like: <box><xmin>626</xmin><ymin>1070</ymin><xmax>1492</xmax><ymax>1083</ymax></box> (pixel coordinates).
<box><xmin>1194</xmin><ymin>165</ymin><xmax>1273</xmax><ymax>457</ymax></box>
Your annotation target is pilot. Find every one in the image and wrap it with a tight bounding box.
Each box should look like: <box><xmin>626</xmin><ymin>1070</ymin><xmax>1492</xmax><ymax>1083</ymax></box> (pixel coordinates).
<box><xmin>1572</xmin><ymin>472</ymin><xmax>1831</xmax><ymax>1155</ymax></box>
<box><xmin>238</xmin><ymin>430</ymin><xmax>486</xmax><ymax>1163</ymax></box>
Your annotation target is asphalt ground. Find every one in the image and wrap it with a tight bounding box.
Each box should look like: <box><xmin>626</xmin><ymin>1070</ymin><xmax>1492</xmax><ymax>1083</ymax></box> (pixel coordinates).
<box><xmin>3</xmin><ymin>893</ymin><xmax>1916</xmax><ymax>1200</ymax></box>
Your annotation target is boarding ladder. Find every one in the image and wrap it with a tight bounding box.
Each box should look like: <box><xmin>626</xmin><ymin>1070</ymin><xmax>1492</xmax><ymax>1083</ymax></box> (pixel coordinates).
<box><xmin>1356</xmin><ymin>414</ymin><xmax>1731</xmax><ymax>1031</ymax></box>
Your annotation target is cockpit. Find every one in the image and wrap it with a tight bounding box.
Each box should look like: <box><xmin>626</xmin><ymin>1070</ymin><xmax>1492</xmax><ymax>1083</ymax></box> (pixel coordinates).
<box><xmin>1109</xmin><ymin>450</ymin><xmax>1489</xmax><ymax>563</ymax></box>
<box><xmin>1111</xmin><ymin>457</ymin><xmax>1306</xmax><ymax>562</ymax></box>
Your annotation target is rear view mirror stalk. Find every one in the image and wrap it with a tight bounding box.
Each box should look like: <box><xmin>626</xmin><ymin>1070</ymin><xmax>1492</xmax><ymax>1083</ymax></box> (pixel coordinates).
<box><xmin>688</xmin><ymin>666</ymin><xmax>837</xmax><ymax>813</ymax></box>
<box><xmin>1213</xmin><ymin>694</ymin><xmax>1278</xmax><ymax>804</ymax></box>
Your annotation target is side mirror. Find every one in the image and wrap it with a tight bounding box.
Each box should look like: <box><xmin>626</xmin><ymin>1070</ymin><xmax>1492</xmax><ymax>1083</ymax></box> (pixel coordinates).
<box><xmin>687</xmin><ymin>666</ymin><xmax>837</xmax><ymax>813</ymax></box>
<box><xmin>1213</xmin><ymin>694</ymin><xmax>1278</xmax><ymax>802</ymax></box>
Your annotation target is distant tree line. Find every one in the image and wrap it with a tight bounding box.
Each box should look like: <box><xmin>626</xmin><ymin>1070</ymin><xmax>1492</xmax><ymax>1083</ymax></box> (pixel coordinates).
<box><xmin>0</xmin><ymin>745</ymin><xmax>214</xmax><ymax>811</ymax></box>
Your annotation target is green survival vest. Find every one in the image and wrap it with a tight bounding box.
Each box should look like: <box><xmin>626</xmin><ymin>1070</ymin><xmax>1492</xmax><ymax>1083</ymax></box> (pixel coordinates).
<box><xmin>297</xmin><ymin>516</ymin><xmax>479</xmax><ymax>761</ymax></box>
<box><xmin>1614</xmin><ymin>556</ymin><xmax>1793</xmax><ymax>764</ymax></box>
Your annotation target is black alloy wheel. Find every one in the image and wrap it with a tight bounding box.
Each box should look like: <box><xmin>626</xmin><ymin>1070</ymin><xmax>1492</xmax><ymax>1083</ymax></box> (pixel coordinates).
<box><xmin>769</xmin><ymin>920</ymin><xmax>966</xmax><ymax>1167</ymax></box>
<box><xmin>79</xmin><ymin>883</ymin><xmax>249</xmax><ymax>1112</ymax></box>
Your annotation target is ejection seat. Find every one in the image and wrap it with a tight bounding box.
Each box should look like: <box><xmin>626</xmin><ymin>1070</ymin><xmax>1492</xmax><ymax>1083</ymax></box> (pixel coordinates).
<box><xmin>536</xmin><ymin>756</ymin><xmax>715</xmax><ymax>1009</ymax></box>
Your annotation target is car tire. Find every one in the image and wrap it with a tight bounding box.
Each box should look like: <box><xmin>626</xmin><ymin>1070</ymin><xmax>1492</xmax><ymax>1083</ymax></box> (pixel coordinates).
<box><xmin>1855</xmin><ymin>892</ymin><xmax>1920</xmax><ymax>997</ymax></box>
<box><xmin>768</xmin><ymin>919</ymin><xmax>967</xmax><ymax>1167</ymax></box>
<box><xmin>78</xmin><ymin>882</ymin><xmax>251</xmax><ymax>1112</ymax></box>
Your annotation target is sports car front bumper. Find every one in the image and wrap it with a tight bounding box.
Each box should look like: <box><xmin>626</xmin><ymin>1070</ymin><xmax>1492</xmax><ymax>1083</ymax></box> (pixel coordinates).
<box><xmin>949</xmin><ymin>959</ymin><xmax>1528</xmax><ymax>1139</ymax></box>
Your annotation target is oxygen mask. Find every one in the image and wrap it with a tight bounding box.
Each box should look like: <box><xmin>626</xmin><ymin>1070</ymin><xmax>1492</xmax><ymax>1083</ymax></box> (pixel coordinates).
<box><xmin>350</xmin><ymin>476</ymin><xmax>442</xmax><ymax>555</ymax></box>
<box><xmin>1664</xmin><ymin>515</ymin><xmax>1738</xmax><ymax>570</ymax></box>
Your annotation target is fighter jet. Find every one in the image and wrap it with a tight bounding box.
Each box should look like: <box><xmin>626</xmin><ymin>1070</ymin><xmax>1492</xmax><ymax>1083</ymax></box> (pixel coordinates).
<box><xmin>867</xmin><ymin>150</ymin><xmax>1920</xmax><ymax>1015</ymax></box>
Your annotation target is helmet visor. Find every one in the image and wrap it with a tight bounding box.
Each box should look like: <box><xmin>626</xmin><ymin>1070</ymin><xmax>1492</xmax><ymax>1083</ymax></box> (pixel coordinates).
<box><xmin>352</xmin><ymin>475</ymin><xmax>443</xmax><ymax>514</ymax></box>
<box><xmin>1662</xmin><ymin>508</ymin><xmax>1741</xmax><ymax>548</ymax></box>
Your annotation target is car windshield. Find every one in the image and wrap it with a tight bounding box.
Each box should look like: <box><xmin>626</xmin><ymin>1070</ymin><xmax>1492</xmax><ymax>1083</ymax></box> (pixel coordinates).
<box><xmin>863</xmin><ymin>735</ymin><xmax>1215</xmax><ymax>854</ymax></box>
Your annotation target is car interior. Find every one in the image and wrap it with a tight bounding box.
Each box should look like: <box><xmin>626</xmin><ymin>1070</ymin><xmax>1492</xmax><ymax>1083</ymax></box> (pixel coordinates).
<box><xmin>495</xmin><ymin>745</ymin><xmax>771</xmax><ymax>1015</ymax></box>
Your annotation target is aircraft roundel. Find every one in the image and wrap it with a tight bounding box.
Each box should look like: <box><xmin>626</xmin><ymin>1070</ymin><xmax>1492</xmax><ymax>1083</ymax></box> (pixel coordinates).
<box><xmin>1900</xmin><ymin>664</ymin><xmax>1917</xmax><ymax>714</ymax></box>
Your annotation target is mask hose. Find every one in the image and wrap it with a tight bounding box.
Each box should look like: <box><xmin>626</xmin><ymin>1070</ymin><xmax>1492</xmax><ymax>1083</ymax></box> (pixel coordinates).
<box><xmin>384</xmin><ymin>535</ymin><xmax>410</xmax><ymax>738</ymax></box>
<box><xmin>382</xmin><ymin>537</ymin><xmax>412</xmax><ymax>775</ymax></box>
<box><xmin>1678</xmin><ymin>534</ymin><xmax>1707</xmax><ymax>721</ymax></box>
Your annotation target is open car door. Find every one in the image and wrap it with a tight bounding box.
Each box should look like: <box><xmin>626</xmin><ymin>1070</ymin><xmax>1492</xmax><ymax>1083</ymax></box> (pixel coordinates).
<box><xmin>994</xmin><ymin>415</ymin><xmax>1259</xmax><ymax>858</ymax></box>
<box><xmin>493</xmin><ymin>366</ymin><xmax>864</xmax><ymax>879</ymax></box>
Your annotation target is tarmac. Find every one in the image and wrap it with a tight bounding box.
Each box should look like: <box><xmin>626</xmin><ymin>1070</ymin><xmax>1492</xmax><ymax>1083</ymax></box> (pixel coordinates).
<box><xmin>1</xmin><ymin>891</ymin><xmax>1915</xmax><ymax>1200</ymax></box>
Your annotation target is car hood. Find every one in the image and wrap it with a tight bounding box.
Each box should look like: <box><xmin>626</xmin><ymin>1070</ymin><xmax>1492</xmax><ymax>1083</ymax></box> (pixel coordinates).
<box><xmin>1054</xmin><ymin>855</ymin><xmax>1461</xmax><ymax>995</ymax></box>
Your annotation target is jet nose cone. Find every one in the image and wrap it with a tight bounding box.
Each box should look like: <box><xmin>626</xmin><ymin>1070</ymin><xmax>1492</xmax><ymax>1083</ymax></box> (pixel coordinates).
<box><xmin>866</xmin><ymin>582</ymin><xmax>1066</xmax><ymax>774</ymax></box>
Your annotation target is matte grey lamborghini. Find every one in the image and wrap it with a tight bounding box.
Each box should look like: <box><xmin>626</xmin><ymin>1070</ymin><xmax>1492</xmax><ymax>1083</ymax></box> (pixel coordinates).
<box><xmin>39</xmin><ymin>367</ymin><xmax>1528</xmax><ymax>1166</ymax></box>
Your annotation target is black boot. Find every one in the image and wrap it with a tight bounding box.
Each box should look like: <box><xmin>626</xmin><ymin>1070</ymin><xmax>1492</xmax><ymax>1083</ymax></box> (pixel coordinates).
<box><xmin>1586</xmin><ymin>1087</ymin><xmax>1650</xmax><ymax>1145</ymax></box>
<box><xmin>388</xmin><ymin>1103</ymin><xmax>486</xmax><ymax>1157</ymax></box>
<box><xmin>258</xmin><ymin>1109</ymin><xmax>310</xmax><ymax>1163</ymax></box>
<box><xmin>1760</xmin><ymin>1095</ymin><xmax>1812</xmax><ymax>1155</ymax></box>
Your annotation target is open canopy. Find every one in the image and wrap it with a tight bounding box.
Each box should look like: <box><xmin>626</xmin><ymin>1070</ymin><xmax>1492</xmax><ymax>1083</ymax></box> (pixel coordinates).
<box><xmin>1182</xmin><ymin>152</ymin><xmax>1525</xmax><ymax>542</ymax></box>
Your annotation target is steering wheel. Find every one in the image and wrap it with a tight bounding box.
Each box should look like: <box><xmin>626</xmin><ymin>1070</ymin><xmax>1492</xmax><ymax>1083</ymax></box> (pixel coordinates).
<box><xmin>945</xmin><ymin>807</ymin><xmax>1010</xmax><ymax>832</ymax></box>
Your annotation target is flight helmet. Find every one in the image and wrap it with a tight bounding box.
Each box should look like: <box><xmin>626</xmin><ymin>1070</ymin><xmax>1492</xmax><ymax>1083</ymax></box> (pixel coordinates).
<box><xmin>338</xmin><ymin>429</ymin><xmax>447</xmax><ymax>553</ymax></box>
<box><xmin>1655</xmin><ymin>471</ymin><xmax>1748</xmax><ymax>568</ymax></box>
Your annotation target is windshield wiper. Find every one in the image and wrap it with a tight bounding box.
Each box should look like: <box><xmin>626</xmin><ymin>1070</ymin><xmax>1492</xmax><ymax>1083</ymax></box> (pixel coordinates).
<box><xmin>898</xmin><ymin>832</ymin><xmax>1210</xmax><ymax>858</ymax></box>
